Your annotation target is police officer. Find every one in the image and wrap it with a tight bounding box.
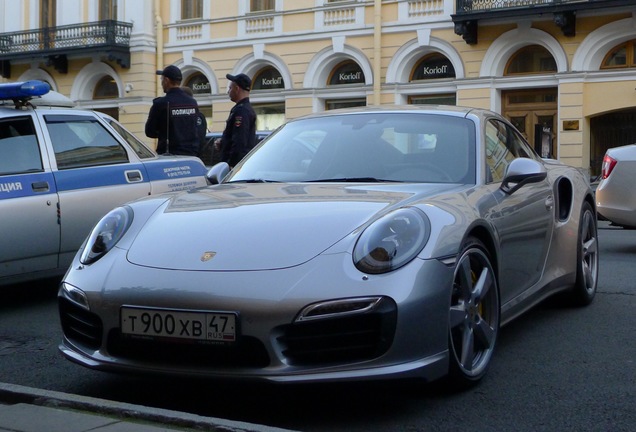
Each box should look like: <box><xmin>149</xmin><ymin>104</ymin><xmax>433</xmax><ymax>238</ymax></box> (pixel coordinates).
<box><xmin>181</xmin><ymin>86</ymin><xmax>208</xmax><ymax>155</ymax></box>
<box><xmin>145</xmin><ymin>65</ymin><xmax>201</xmax><ymax>156</ymax></box>
<box><xmin>217</xmin><ymin>73</ymin><xmax>257</xmax><ymax>167</ymax></box>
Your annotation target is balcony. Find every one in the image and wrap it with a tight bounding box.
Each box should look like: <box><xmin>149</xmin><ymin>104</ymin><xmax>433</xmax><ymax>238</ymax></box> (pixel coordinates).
<box><xmin>0</xmin><ymin>20</ymin><xmax>132</xmax><ymax>79</ymax></box>
<box><xmin>452</xmin><ymin>0</ymin><xmax>636</xmax><ymax>44</ymax></box>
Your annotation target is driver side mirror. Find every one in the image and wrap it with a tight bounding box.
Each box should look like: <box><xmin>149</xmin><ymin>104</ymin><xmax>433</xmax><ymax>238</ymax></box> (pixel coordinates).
<box><xmin>206</xmin><ymin>162</ymin><xmax>230</xmax><ymax>185</ymax></box>
<box><xmin>501</xmin><ymin>158</ymin><xmax>547</xmax><ymax>195</ymax></box>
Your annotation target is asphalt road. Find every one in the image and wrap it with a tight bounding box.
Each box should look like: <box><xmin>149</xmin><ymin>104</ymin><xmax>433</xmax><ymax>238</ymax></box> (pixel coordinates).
<box><xmin>0</xmin><ymin>221</ymin><xmax>634</xmax><ymax>431</ymax></box>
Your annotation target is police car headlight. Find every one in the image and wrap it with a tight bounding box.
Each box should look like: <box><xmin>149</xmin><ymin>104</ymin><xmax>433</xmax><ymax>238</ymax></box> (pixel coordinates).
<box><xmin>353</xmin><ymin>207</ymin><xmax>430</xmax><ymax>274</ymax></box>
<box><xmin>80</xmin><ymin>206</ymin><xmax>133</xmax><ymax>265</ymax></box>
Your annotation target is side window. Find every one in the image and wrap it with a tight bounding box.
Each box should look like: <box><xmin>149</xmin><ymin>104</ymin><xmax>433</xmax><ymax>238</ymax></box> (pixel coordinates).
<box><xmin>0</xmin><ymin>117</ymin><xmax>43</xmax><ymax>176</ymax></box>
<box><xmin>45</xmin><ymin>115</ymin><xmax>129</xmax><ymax>169</ymax></box>
<box><xmin>507</xmin><ymin>124</ymin><xmax>538</xmax><ymax>160</ymax></box>
<box><xmin>485</xmin><ymin>120</ymin><xmax>515</xmax><ymax>183</ymax></box>
<box><xmin>485</xmin><ymin>119</ymin><xmax>539</xmax><ymax>183</ymax></box>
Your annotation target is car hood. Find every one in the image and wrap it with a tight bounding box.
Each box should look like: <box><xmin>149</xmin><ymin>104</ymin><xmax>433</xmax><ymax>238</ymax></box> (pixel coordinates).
<box><xmin>126</xmin><ymin>183</ymin><xmax>459</xmax><ymax>271</ymax></box>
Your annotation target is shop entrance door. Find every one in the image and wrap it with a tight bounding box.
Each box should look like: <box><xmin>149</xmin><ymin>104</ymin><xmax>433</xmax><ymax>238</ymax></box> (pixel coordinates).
<box><xmin>503</xmin><ymin>89</ymin><xmax>558</xmax><ymax>158</ymax></box>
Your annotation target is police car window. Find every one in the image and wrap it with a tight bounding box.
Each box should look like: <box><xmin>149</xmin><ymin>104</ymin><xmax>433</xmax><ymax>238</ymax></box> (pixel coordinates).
<box><xmin>45</xmin><ymin>115</ymin><xmax>129</xmax><ymax>169</ymax></box>
<box><xmin>104</xmin><ymin>118</ymin><xmax>155</xmax><ymax>159</ymax></box>
<box><xmin>0</xmin><ymin>116</ymin><xmax>43</xmax><ymax>176</ymax></box>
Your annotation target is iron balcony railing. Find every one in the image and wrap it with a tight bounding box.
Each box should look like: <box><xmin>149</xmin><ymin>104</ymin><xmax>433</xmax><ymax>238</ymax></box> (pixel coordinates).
<box><xmin>0</xmin><ymin>20</ymin><xmax>132</xmax><ymax>72</ymax></box>
<box><xmin>455</xmin><ymin>0</ymin><xmax>633</xmax><ymax>15</ymax></box>
<box><xmin>453</xmin><ymin>0</ymin><xmax>634</xmax><ymax>44</ymax></box>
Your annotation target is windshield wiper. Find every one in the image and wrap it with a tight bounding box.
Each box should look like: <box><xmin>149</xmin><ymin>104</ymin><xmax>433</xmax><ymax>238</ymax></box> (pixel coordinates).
<box><xmin>308</xmin><ymin>177</ymin><xmax>400</xmax><ymax>183</ymax></box>
<box><xmin>227</xmin><ymin>179</ymin><xmax>280</xmax><ymax>183</ymax></box>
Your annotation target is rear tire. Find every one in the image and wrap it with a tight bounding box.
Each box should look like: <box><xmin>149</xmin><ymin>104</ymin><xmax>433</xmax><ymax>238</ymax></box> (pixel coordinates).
<box><xmin>567</xmin><ymin>201</ymin><xmax>599</xmax><ymax>306</ymax></box>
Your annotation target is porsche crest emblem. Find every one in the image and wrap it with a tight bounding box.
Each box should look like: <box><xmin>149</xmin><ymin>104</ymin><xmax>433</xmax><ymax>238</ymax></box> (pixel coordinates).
<box><xmin>201</xmin><ymin>251</ymin><xmax>216</xmax><ymax>262</ymax></box>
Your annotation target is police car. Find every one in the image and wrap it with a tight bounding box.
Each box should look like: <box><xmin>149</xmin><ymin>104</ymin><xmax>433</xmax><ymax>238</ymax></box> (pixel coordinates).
<box><xmin>0</xmin><ymin>80</ymin><xmax>209</xmax><ymax>286</ymax></box>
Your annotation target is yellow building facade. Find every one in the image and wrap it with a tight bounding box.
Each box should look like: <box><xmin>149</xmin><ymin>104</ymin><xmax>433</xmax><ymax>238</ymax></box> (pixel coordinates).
<box><xmin>1</xmin><ymin>0</ymin><xmax>636</xmax><ymax>176</ymax></box>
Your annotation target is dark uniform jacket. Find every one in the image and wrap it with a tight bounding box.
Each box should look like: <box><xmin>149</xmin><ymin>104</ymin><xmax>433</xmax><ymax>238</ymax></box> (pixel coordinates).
<box><xmin>145</xmin><ymin>87</ymin><xmax>201</xmax><ymax>156</ymax></box>
<box><xmin>220</xmin><ymin>97</ymin><xmax>257</xmax><ymax>166</ymax></box>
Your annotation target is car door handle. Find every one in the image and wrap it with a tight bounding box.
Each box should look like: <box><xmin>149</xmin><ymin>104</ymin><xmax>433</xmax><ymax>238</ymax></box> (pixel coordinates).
<box><xmin>545</xmin><ymin>194</ymin><xmax>554</xmax><ymax>210</ymax></box>
<box><xmin>126</xmin><ymin>170</ymin><xmax>143</xmax><ymax>183</ymax></box>
<box><xmin>31</xmin><ymin>181</ymin><xmax>50</xmax><ymax>192</ymax></box>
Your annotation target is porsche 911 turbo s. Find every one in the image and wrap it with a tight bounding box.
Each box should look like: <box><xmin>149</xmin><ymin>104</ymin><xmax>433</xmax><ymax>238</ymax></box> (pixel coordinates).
<box><xmin>59</xmin><ymin>105</ymin><xmax>598</xmax><ymax>387</ymax></box>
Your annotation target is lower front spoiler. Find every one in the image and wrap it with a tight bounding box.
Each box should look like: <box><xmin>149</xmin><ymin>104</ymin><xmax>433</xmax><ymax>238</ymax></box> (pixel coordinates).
<box><xmin>59</xmin><ymin>341</ymin><xmax>449</xmax><ymax>384</ymax></box>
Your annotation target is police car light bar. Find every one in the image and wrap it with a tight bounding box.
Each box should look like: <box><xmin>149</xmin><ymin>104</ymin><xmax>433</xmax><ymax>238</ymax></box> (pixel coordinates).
<box><xmin>0</xmin><ymin>80</ymin><xmax>50</xmax><ymax>101</ymax></box>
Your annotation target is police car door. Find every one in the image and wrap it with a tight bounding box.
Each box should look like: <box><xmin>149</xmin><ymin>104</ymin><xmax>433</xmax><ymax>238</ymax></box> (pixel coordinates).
<box><xmin>40</xmin><ymin>112</ymin><xmax>151</xmax><ymax>268</ymax></box>
<box><xmin>0</xmin><ymin>114</ymin><xmax>59</xmax><ymax>279</ymax></box>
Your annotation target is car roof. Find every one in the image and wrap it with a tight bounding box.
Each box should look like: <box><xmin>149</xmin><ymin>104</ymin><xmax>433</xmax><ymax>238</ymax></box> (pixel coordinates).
<box><xmin>291</xmin><ymin>104</ymin><xmax>481</xmax><ymax>121</ymax></box>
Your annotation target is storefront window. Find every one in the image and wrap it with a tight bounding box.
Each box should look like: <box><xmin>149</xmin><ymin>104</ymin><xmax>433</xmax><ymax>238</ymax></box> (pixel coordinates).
<box><xmin>184</xmin><ymin>72</ymin><xmax>211</xmax><ymax>96</ymax></box>
<box><xmin>409</xmin><ymin>94</ymin><xmax>456</xmax><ymax>105</ymax></box>
<box><xmin>253</xmin><ymin>102</ymin><xmax>285</xmax><ymax>131</ymax></box>
<box><xmin>252</xmin><ymin>67</ymin><xmax>285</xmax><ymax>90</ymax></box>
<box><xmin>328</xmin><ymin>61</ymin><xmax>365</xmax><ymax>86</ymax></box>
<box><xmin>325</xmin><ymin>99</ymin><xmax>366</xmax><ymax>110</ymax></box>
<box><xmin>411</xmin><ymin>53</ymin><xmax>455</xmax><ymax>81</ymax></box>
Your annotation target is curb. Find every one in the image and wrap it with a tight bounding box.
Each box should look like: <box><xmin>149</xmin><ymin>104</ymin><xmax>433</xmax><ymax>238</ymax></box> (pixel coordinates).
<box><xmin>0</xmin><ymin>382</ymin><xmax>296</xmax><ymax>432</ymax></box>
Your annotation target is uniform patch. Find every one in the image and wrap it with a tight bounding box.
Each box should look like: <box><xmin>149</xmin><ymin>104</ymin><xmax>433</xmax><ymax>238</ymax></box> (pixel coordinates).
<box><xmin>234</xmin><ymin>115</ymin><xmax>243</xmax><ymax>127</ymax></box>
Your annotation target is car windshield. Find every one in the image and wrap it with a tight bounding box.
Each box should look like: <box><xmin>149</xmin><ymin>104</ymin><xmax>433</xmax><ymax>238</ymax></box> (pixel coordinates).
<box><xmin>227</xmin><ymin>112</ymin><xmax>476</xmax><ymax>184</ymax></box>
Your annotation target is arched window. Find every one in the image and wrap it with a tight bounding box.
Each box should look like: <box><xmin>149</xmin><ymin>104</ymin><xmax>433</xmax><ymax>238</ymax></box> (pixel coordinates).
<box><xmin>328</xmin><ymin>60</ymin><xmax>365</xmax><ymax>86</ymax></box>
<box><xmin>252</xmin><ymin>66</ymin><xmax>284</xmax><ymax>90</ymax></box>
<box><xmin>184</xmin><ymin>72</ymin><xmax>211</xmax><ymax>95</ymax></box>
<box><xmin>92</xmin><ymin>76</ymin><xmax>119</xmax><ymax>119</ymax></box>
<box><xmin>601</xmin><ymin>40</ymin><xmax>636</xmax><ymax>69</ymax></box>
<box><xmin>183</xmin><ymin>72</ymin><xmax>212</xmax><ymax>133</ymax></box>
<box><xmin>505</xmin><ymin>45</ymin><xmax>557</xmax><ymax>75</ymax></box>
<box><xmin>410</xmin><ymin>53</ymin><xmax>455</xmax><ymax>81</ymax></box>
<box><xmin>93</xmin><ymin>76</ymin><xmax>118</xmax><ymax>99</ymax></box>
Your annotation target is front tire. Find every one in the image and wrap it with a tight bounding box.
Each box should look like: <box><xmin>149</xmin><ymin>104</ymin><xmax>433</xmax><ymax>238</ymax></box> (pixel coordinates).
<box><xmin>447</xmin><ymin>237</ymin><xmax>500</xmax><ymax>388</ymax></box>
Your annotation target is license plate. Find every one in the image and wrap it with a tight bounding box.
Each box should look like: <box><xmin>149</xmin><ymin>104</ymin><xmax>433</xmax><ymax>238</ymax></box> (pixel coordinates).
<box><xmin>120</xmin><ymin>306</ymin><xmax>237</xmax><ymax>343</ymax></box>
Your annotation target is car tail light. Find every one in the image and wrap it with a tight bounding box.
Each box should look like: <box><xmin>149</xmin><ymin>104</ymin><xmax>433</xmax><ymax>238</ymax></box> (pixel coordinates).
<box><xmin>601</xmin><ymin>154</ymin><xmax>617</xmax><ymax>179</ymax></box>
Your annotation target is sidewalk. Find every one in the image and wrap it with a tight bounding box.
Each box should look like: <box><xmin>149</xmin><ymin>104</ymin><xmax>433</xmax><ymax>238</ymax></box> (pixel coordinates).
<box><xmin>0</xmin><ymin>382</ymin><xmax>295</xmax><ymax>432</ymax></box>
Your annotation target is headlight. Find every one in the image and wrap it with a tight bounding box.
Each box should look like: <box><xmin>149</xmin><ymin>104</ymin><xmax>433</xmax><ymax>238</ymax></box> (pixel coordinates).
<box><xmin>353</xmin><ymin>207</ymin><xmax>430</xmax><ymax>274</ymax></box>
<box><xmin>80</xmin><ymin>206</ymin><xmax>133</xmax><ymax>265</ymax></box>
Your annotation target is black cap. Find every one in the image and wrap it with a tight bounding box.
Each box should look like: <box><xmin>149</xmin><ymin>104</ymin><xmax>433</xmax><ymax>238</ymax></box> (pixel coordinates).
<box><xmin>226</xmin><ymin>73</ymin><xmax>252</xmax><ymax>91</ymax></box>
<box><xmin>156</xmin><ymin>65</ymin><xmax>182</xmax><ymax>82</ymax></box>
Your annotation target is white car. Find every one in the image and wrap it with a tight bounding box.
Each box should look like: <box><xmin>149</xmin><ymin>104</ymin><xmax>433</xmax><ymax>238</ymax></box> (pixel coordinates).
<box><xmin>596</xmin><ymin>144</ymin><xmax>636</xmax><ymax>228</ymax></box>
<box><xmin>0</xmin><ymin>80</ymin><xmax>209</xmax><ymax>286</ymax></box>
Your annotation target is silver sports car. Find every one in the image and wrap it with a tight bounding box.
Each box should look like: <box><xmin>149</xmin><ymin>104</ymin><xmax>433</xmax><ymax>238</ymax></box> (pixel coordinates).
<box><xmin>58</xmin><ymin>106</ymin><xmax>599</xmax><ymax>387</ymax></box>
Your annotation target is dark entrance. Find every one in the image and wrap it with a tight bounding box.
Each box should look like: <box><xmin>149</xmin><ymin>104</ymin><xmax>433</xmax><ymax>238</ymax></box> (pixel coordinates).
<box><xmin>590</xmin><ymin>109</ymin><xmax>636</xmax><ymax>176</ymax></box>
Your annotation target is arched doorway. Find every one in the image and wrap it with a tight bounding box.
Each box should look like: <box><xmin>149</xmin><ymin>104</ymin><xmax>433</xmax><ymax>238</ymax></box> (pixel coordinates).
<box><xmin>502</xmin><ymin>45</ymin><xmax>558</xmax><ymax>158</ymax></box>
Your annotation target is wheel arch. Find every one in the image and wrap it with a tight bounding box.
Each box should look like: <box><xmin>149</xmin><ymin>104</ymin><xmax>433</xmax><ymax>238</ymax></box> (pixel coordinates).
<box><xmin>464</xmin><ymin>224</ymin><xmax>499</xmax><ymax>285</ymax></box>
